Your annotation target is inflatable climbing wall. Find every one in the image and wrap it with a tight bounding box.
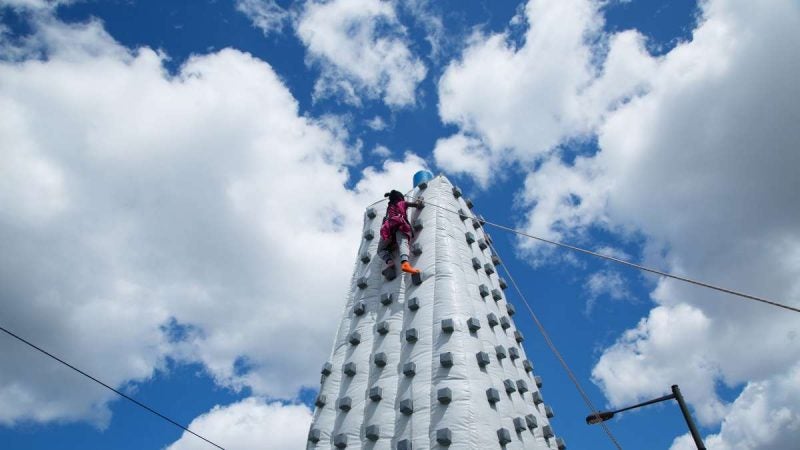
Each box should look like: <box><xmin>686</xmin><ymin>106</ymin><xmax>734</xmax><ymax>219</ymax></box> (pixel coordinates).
<box><xmin>307</xmin><ymin>175</ymin><xmax>565</xmax><ymax>450</ymax></box>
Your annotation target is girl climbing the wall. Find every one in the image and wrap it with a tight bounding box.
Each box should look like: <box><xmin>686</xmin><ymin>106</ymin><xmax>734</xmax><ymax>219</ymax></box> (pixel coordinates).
<box><xmin>378</xmin><ymin>190</ymin><xmax>423</xmax><ymax>274</ymax></box>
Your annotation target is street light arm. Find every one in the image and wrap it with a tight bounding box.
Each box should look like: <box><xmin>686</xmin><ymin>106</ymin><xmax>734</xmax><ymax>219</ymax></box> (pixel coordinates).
<box><xmin>611</xmin><ymin>393</ymin><xmax>676</xmax><ymax>415</ymax></box>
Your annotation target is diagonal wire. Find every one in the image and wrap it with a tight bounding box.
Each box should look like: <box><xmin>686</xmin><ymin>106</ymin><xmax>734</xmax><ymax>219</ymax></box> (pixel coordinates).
<box><xmin>489</xmin><ymin>240</ymin><xmax>625</xmax><ymax>450</ymax></box>
<box><xmin>421</xmin><ymin>200</ymin><xmax>798</xmax><ymax>314</ymax></box>
<box><xmin>0</xmin><ymin>324</ymin><xmax>225</xmax><ymax>450</ymax></box>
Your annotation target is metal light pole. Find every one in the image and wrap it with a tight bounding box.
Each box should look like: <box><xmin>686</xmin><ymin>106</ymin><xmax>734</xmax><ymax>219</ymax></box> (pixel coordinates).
<box><xmin>586</xmin><ymin>384</ymin><xmax>706</xmax><ymax>450</ymax></box>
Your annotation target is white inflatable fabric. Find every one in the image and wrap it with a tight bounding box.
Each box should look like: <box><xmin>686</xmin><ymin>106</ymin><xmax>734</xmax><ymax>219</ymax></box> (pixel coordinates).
<box><xmin>307</xmin><ymin>176</ymin><xmax>563</xmax><ymax>450</ymax></box>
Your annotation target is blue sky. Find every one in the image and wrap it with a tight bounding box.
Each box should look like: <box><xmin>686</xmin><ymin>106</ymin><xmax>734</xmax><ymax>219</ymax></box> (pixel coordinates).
<box><xmin>1</xmin><ymin>1</ymin><xmax>798</xmax><ymax>449</ymax></box>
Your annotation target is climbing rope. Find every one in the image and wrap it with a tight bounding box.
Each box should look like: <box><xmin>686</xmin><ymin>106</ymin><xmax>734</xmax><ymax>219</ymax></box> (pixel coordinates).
<box><xmin>488</xmin><ymin>241</ymin><xmax>625</xmax><ymax>450</ymax></box>
<box><xmin>420</xmin><ymin>200</ymin><xmax>798</xmax><ymax>314</ymax></box>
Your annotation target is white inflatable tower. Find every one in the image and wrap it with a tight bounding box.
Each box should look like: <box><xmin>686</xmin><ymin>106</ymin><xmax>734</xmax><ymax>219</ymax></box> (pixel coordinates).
<box><xmin>307</xmin><ymin>174</ymin><xmax>565</xmax><ymax>450</ymax></box>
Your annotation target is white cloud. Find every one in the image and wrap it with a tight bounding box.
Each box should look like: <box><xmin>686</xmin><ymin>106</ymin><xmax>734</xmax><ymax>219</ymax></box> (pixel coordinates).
<box><xmin>296</xmin><ymin>0</ymin><xmax>427</xmax><ymax>107</ymax></box>
<box><xmin>235</xmin><ymin>0</ymin><xmax>288</xmax><ymax>36</ymax></box>
<box><xmin>366</xmin><ymin>115</ymin><xmax>387</xmax><ymax>131</ymax></box>
<box><xmin>0</xmin><ymin>13</ymin><xmax>427</xmax><ymax>426</ymax></box>
<box><xmin>434</xmin><ymin>0</ymin><xmax>800</xmax><ymax>444</ymax></box>
<box><xmin>167</xmin><ymin>398</ymin><xmax>312</xmax><ymax>450</ymax></box>
<box><xmin>371</xmin><ymin>144</ymin><xmax>391</xmax><ymax>157</ymax></box>
<box><xmin>669</xmin><ymin>364</ymin><xmax>800</xmax><ymax>450</ymax></box>
<box><xmin>435</xmin><ymin>0</ymin><xmax>656</xmax><ymax>182</ymax></box>
<box><xmin>432</xmin><ymin>133</ymin><xmax>492</xmax><ymax>188</ymax></box>
<box><xmin>584</xmin><ymin>269</ymin><xmax>632</xmax><ymax>314</ymax></box>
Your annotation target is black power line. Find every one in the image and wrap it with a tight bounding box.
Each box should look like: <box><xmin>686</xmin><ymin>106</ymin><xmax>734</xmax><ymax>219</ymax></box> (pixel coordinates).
<box><xmin>0</xmin><ymin>324</ymin><xmax>225</xmax><ymax>450</ymax></box>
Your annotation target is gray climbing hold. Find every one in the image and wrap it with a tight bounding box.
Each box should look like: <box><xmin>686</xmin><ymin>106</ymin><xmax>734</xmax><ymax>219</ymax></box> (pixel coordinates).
<box><xmin>397</xmin><ymin>438</ymin><xmax>412</xmax><ymax>450</ymax></box>
<box><xmin>357</xmin><ymin>277</ymin><xmax>368</xmax><ymax>289</ymax></box>
<box><xmin>497</xmin><ymin>427</ymin><xmax>511</xmax><ymax>445</ymax></box>
<box><xmin>509</xmin><ymin>347</ymin><xmax>520</xmax><ymax>360</ymax></box>
<box><xmin>407</xmin><ymin>297</ymin><xmax>420</xmax><ymax>311</ymax></box>
<box><xmin>495</xmin><ymin>345</ymin><xmax>507</xmax><ymax>360</ymax></box>
<box><xmin>500</xmin><ymin>316</ymin><xmax>511</xmax><ymax>330</ymax></box>
<box><xmin>308</xmin><ymin>428</ymin><xmax>321</xmax><ymax>443</ymax></box>
<box><xmin>440</xmin><ymin>352</ymin><xmax>454</xmax><ymax>368</ymax></box>
<box><xmin>556</xmin><ymin>437</ymin><xmax>567</xmax><ymax>449</ymax></box>
<box><xmin>366</xmin><ymin>207</ymin><xmax>376</xmax><ymax>219</ymax></box>
<box><xmin>321</xmin><ymin>362</ymin><xmax>333</xmax><ymax>376</ymax></box>
<box><xmin>348</xmin><ymin>331</ymin><xmax>361</xmax><ymax>346</ymax></box>
<box><xmin>486</xmin><ymin>387</ymin><xmax>500</xmax><ymax>405</ymax></box>
<box><xmin>492</xmin><ymin>289</ymin><xmax>503</xmax><ymax>301</ymax></box>
<box><xmin>542</xmin><ymin>425</ymin><xmax>554</xmax><ymax>439</ymax></box>
<box><xmin>516</xmin><ymin>379</ymin><xmax>529</xmax><ymax>394</ymax></box>
<box><xmin>337</xmin><ymin>396</ymin><xmax>352</xmax><ymax>412</ymax></box>
<box><xmin>513</xmin><ymin>417</ymin><xmax>526</xmax><ymax>433</ymax></box>
<box><xmin>479</xmin><ymin>284</ymin><xmax>490</xmax><ymax>298</ymax></box>
<box><xmin>380</xmin><ymin>292</ymin><xmax>393</xmax><ymax>305</ymax></box>
<box><xmin>405</xmin><ymin>328</ymin><xmax>418</xmax><ymax>343</ymax></box>
<box><xmin>376</xmin><ymin>321</ymin><xmax>389</xmax><ymax>335</ymax></box>
<box><xmin>437</xmin><ymin>387</ymin><xmax>452</xmax><ymax>404</ymax></box>
<box><xmin>545</xmin><ymin>404</ymin><xmax>555</xmax><ymax>418</ymax></box>
<box><xmin>403</xmin><ymin>361</ymin><xmax>416</xmax><ymax>377</ymax></box>
<box><xmin>363</xmin><ymin>229</ymin><xmax>374</xmax><ymax>240</ymax></box>
<box><xmin>382</xmin><ymin>265</ymin><xmax>397</xmax><ymax>280</ymax></box>
<box><xmin>411</xmin><ymin>242</ymin><xmax>422</xmax><ymax>256</ymax></box>
<box><xmin>399</xmin><ymin>398</ymin><xmax>414</xmax><ymax>415</ymax></box>
<box><xmin>476</xmin><ymin>351</ymin><xmax>490</xmax><ymax>367</ymax></box>
<box><xmin>441</xmin><ymin>318</ymin><xmax>455</xmax><ymax>333</ymax></box>
<box><xmin>525</xmin><ymin>414</ymin><xmax>538</xmax><ymax>430</ymax></box>
<box><xmin>472</xmin><ymin>257</ymin><xmax>482</xmax><ymax>270</ymax></box>
<box><xmin>504</xmin><ymin>379</ymin><xmax>516</xmax><ymax>394</ymax></box>
<box><xmin>334</xmin><ymin>433</ymin><xmax>348</xmax><ymax>448</ymax></box>
<box><xmin>452</xmin><ymin>186</ymin><xmax>462</xmax><ymax>198</ymax></box>
<box><xmin>484</xmin><ymin>263</ymin><xmax>495</xmax><ymax>275</ymax></box>
<box><xmin>465</xmin><ymin>231</ymin><xmax>475</xmax><ymax>244</ymax></box>
<box><xmin>353</xmin><ymin>301</ymin><xmax>366</xmax><ymax>316</ymax></box>
<box><xmin>360</xmin><ymin>252</ymin><xmax>371</xmax><ymax>263</ymax></box>
<box><xmin>487</xmin><ymin>313</ymin><xmax>499</xmax><ymax>327</ymax></box>
<box><xmin>531</xmin><ymin>391</ymin><xmax>543</xmax><ymax>405</ymax></box>
<box><xmin>369</xmin><ymin>386</ymin><xmax>383</xmax><ymax>401</ymax></box>
<box><xmin>366</xmin><ymin>424</ymin><xmax>380</xmax><ymax>441</ymax></box>
<box><xmin>478</xmin><ymin>238</ymin><xmax>488</xmax><ymax>250</ymax></box>
<box><xmin>523</xmin><ymin>359</ymin><xmax>533</xmax><ymax>372</ymax></box>
<box><xmin>437</xmin><ymin>428</ymin><xmax>453</xmax><ymax>446</ymax></box>
<box><xmin>374</xmin><ymin>352</ymin><xmax>387</xmax><ymax>367</ymax></box>
<box><xmin>535</xmin><ymin>375</ymin><xmax>543</xmax><ymax>388</ymax></box>
<box><xmin>467</xmin><ymin>317</ymin><xmax>481</xmax><ymax>332</ymax></box>
<box><xmin>315</xmin><ymin>394</ymin><xmax>326</xmax><ymax>408</ymax></box>
<box><xmin>499</xmin><ymin>278</ymin><xmax>508</xmax><ymax>289</ymax></box>
<box><xmin>343</xmin><ymin>362</ymin><xmax>357</xmax><ymax>377</ymax></box>
<box><xmin>411</xmin><ymin>272</ymin><xmax>423</xmax><ymax>285</ymax></box>
<box><xmin>507</xmin><ymin>303</ymin><xmax>516</xmax><ymax>316</ymax></box>
<box><xmin>514</xmin><ymin>330</ymin><xmax>524</xmax><ymax>343</ymax></box>
<box><xmin>413</xmin><ymin>219</ymin><xmax>423</xmax><ymax>232</ymax></box>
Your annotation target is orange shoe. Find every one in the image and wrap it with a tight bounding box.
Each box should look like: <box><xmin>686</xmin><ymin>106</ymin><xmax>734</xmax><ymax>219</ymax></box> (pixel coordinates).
<box><xmin>401</xmin><ymin>261</ymin><xmax>421</xmax><ymax>274</ymax></box>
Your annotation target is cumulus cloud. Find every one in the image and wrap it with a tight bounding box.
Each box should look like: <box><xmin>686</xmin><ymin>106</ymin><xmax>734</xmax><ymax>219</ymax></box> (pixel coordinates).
<box><xmin>584</xmin><ymin>269</ymin><xmax>632</xmax><ymax>314</ymax></box>
<box><xmin>296</xmin><ymin>0</ymin><xmax>427</xmax><ymax>107</ymax></box>
<box><xmin>434</xmin><ymin>0</ymin><xmax>800</xmax><ymax>444</ymax></box>
<box><xmin>432</xmin><ymin>133</ymin><xmax>492</xmax><ymax>187</ymax></box>
<box><xmin>0</xmin><ymin>12</ymin><xmax>426</xmax><ymax>426</ymax></box>
<box><xmin>167</xmin><ymin>398</ymin><xmax>312</xmax><ymax>450</ymax></box>
<box><xmin>669</xmin><ymin>363</ymin><xmax>800</xmax><ymax>450</ymax></box>
<box><xmin>235</xmin><ymin>0</ymin><xmax>288</xmax><ymax>36</ymax></box>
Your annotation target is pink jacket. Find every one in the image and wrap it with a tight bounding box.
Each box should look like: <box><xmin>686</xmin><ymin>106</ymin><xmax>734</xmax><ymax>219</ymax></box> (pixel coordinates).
<box><xmin>380</xmin><ymin>200</ymin><xmax>412</xmax><ymax>242</ymax></box>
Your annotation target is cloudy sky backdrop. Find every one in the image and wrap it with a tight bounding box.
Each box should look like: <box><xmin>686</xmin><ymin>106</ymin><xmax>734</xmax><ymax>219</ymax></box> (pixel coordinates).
<box><xmin>0</xmin><ymin>0</ymin><xmax>798</xmax><ymax>449</ymax></box>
